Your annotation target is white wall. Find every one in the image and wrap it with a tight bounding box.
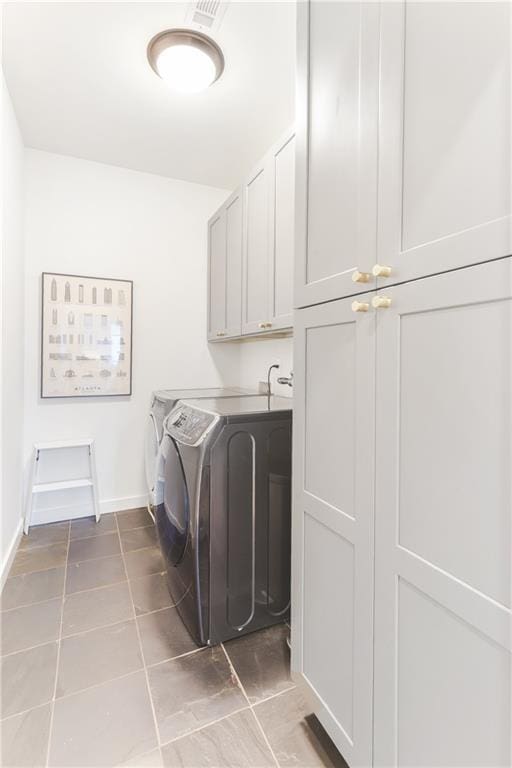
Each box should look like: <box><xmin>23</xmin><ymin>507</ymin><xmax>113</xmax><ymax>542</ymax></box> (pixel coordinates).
<box><xmin>24</xmin><ymin>150</ymin><xmax>239</xmax><ymax>520</ymax></box>
<box><xmin>1</xmin><ymin>75</ymin><xmax>25</xmax><ymax>575</ymax></box>
<box><xmin>237</xmin><ymin>335</ymin><xmax>294</xmax><ymax>397</ymax></box>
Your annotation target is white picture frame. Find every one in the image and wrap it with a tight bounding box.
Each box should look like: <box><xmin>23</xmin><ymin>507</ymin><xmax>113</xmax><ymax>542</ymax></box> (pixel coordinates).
<box><xmin>41</xmin><ymin>272</ymin><xmax>133</xmax><ymax>398</ymax></box>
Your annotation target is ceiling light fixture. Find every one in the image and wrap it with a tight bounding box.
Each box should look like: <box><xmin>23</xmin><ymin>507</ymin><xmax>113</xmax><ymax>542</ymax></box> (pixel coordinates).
<box><xmin>147</xmin><ymin>29</ymin><xmax>224</xmax><ymax>93</ymax></box>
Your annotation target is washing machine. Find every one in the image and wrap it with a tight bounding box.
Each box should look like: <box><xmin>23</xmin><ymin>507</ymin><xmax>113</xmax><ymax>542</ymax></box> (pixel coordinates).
<box><xmin>144</xmin><ymin>387</ymin><xmax>258</xmax><ymax>513</ymax></box>
<box><xmin>155</xmin><ymin>395</ymin><xmax>292</xmax><ymax>646</ymax></box>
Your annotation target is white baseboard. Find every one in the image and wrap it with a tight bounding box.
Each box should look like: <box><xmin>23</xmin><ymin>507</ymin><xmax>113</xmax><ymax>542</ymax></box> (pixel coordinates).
<box><xmin>100</xmin><ymin>495</ymin><xmax>148</xmax><ymax>515</ymax></box>
<box><xmin>29</xmin><ymin>494</ymin><xmax>149</xmax><ymax>526</ymax></box>
<box><xmin>1</xmin><ymin>519</ymin><xmax>23</xmax><ymax>589</ymax></box>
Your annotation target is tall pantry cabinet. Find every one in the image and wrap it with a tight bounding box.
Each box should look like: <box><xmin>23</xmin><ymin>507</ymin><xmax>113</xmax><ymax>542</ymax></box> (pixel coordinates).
<box><xmin>291</xmin><ymin>3</ymin><xmax>512</xmax><ymax>768</ymax></box>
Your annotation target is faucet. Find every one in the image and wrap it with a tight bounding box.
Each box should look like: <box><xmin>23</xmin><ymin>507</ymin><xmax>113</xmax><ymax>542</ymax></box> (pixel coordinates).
<box><xmin>277</xmin><ymin>371</ymin><xmax>293</xmax><ymax>387</ymax></box>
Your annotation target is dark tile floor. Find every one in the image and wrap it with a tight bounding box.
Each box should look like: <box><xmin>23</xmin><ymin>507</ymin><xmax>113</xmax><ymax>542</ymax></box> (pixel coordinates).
<box><xmin>1</xmin><ymin>510</ymin><xmax>346</xmax><ymax>768</ymax></box>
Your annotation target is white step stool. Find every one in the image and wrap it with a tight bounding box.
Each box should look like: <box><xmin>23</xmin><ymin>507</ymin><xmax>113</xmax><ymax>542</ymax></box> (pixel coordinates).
<box><xmin>24</xmin><ymin>439</ymin><xmax>100</xmax><ymax>534</ymax></box>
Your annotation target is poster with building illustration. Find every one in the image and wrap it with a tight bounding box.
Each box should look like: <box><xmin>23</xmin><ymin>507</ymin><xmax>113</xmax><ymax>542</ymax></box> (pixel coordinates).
<box><xmin>41</xmin><ymin>273</ymin><xmax>133</xmax><ymax>398</ymax></box>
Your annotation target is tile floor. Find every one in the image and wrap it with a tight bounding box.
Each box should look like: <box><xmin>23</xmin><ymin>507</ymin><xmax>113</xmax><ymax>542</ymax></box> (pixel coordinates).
<box><xmin>1</xmin><ymin>510</ymin><xmax>346</xmax><ymax>768</ymax></box>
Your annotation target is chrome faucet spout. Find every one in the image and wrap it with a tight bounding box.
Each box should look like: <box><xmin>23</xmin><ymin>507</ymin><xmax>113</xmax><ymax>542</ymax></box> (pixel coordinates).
<box><xmin>277</xmin><ymin>372</ymin><xmax>293</xmax><ymax>387</ymax></box>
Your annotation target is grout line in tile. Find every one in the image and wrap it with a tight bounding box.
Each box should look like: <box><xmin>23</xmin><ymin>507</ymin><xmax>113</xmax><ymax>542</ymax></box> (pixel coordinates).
<box><xmin>220</xmin><ymin>642</ymin><xmax>251</xmax><ymax>705</ymax></box>
<box><xmin>117</xmin><ymin>745</ymin><xmax>164</xmax><ymax>768</ymax></box>
<box><xmin>60</xmin><ymin>614</ymin><xmax>138</xmax><ymax>642</ymax></box>
<box><xmin>45</xmin><ymin>518</ymin><xmax>71</xmax><ymax>768</ymax></box>
<box><xmin>66</xmin><ymin>549</ymin><xmax>122</xmax><ymax>565</ymax></box>
<box><xmin>0</xmin><ymin>638</ymin><xmax>60</xmax><ymax>660</ymax></box>
<box><xmin>1</xmin><ymin>585</ymin><xmax>66</xmax><ymax>614</ymax></box>
<box><xmin>66</xmin><ymin>542</ymin><xmax>162</xmax><ymax>570</ymax></box>
<box><xmin>127</xmin><ymin>569</ymin><xmax>167</xmax><ymax>584</ymax></box>
<box><xmin>64</xmin><ymin>576</ymin><xmax>128</xmax><ymax>598</ymax></box>
<box><xmin>120</xmin><ymin>544</ymin><xmax>159</xmax><ymax>556</ymax></box>
<box><xmin>68</xmin><ymin>528</ymin><xmax>118</xmax><ymax>542</ymax></box>
<box><xmin>44</xmin><ymin>668</ymin><xmax>145</xmax><ymax>708</ymax></box>
<box><xmin>0</xmin><ymin>699</ymin><xmax>55</xmax><ymax>724</ymax></box>
<box><xmin>118</xmin><ymin>523</ymin><xmax>155</xmax><ymax>534</ymax></box>
<box><xmin>252</xmin><ymin>683</ymin><xmax>297</xmax><ymax>708</ymax></box>
<box><xmin>248</xmin><ymin>707</ymin><xmax>282</xmax><ymax>768</ymax></box>
<box><xmin>144</xmin><ymin>645</ymin><xmax>205</xmax><ymax>670</ymax></box>
<box><xmin>63</xmin><ymin>576</ymin><xmax>129</xmax><ymax>598</ymax></box>
<box><xmin>7</xmin><ymin>559</ymin><xmax>68</xmax><ymax>579</ymax></box>
<box><xmin>114</xmin><ymin>512</ymin><xmax>164</xmax><ymax>749</ymax></box>
<box><xmin>62</xmin><ymin>548</ymin><xmax>165</xmax><ymax>584</ymax></box>
<box><xmin>133</xmin><ymin>603</ymin><xmax>174</xmax><ymax>619</ymax></box>
<box><xmin>159</xmin><ymin>704</ymin><xmax>252</xmax><ymax>748</ymax></box>
<box><xmin>53</xmin><ymin>660</ymin><xmax>146</xmax><ymax>703</ymax></box>
<box><xmin>1</xmin><ymin>592</ymin><xmax>65</xmax><ymax>616</ymax></box>
<box><xmin>17</xmin><ymin>538</ymin><xmax>70</xmax><ymax>554</ymax></box>
<box><xmin>68</xmin><ymin>529</ymin><xmax>119</xmax><ymax>544</ymax></box>
<box><xmin>220</xmin><ymin>643</ymin><xmax>281</xmax><ymax>768</ymax></box>
<box><xmin>66</xmin><ymin>551</ymin><xmax>124</xmax><ymax>567</ymax></box>
<box><xmin>115</xmin><ymin>508</ymin><xmax>150</xmax><ymax>516</ymax></box>
<box><xmin>63</xmin><ymin>562</ymin><xmax>163</xmax><ymax>593</ymax></box>
<box><xmin>116</xmin><ymin>520</ymin><xmax>156</xmax><ymax>532</ymax></box>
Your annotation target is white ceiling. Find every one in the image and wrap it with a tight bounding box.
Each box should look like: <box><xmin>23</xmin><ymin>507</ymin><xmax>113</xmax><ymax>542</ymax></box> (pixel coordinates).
<box><xmin>2</xmin><ymin>1</ymin><xmax>296</xmax><ymax>190</ymax></box>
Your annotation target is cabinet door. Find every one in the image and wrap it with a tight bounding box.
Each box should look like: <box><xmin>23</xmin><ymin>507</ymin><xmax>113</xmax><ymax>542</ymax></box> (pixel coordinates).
<box><xmin>224</xmin><ymin>189</ymin><xmax>243</xmax><ymax>338</ymax></box>
<box><xmin>207</xmin><ymin>210</ymin><xmax>227</xmax><ymax>340</ymax></box>
<box><xmin>291</xmin><ymin>296</ymin><xmax>375</xmax><ymax>766</ymax></box>
<box><xmin>373</xmin><ymin>258</ymin><xmax>512</xmax><ymax>767</ymax></box>
<box><xmin>295</xmin><ymin>1</ymin><xmax>379</xmax><ymax>308</ymax></box>
<box><xmin>242</xmin><ymin>158</ymin><xmax>271</xmax><ymax>334</ymax></box>
<box><xmin>268</xmin><ymin>130</ymin><xmax>295</xmax><ymax>331</ymax></box>
<box><xmin>377</xmin><ymin>1</ymin><xmax>511</xmax><ymax>289</ymax></box>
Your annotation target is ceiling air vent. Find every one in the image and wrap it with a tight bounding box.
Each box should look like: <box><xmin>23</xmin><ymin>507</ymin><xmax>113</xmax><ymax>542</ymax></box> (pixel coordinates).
<box><xmin>185</xmin><ymin>0</ymin><xmax>228</xmax><ymax>31</ymax></box>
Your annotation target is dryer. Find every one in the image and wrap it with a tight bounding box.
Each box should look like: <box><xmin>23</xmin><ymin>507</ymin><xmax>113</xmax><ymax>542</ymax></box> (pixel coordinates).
<box><xmin>145</xmin><ymin>387</ymin><xmax>257</xmax><ymax>513</ymax></box>
<box><xmin>156</xmin><ymin>395</ymin><xmax>292</xmax><ymax>646</ymax></box>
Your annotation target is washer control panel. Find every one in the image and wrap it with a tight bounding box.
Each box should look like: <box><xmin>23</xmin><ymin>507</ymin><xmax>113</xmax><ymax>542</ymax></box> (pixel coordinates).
<box><xmin>165</xmin><ymin>404</ymin><xmax>218</xmax><ymax>446</ymax></box>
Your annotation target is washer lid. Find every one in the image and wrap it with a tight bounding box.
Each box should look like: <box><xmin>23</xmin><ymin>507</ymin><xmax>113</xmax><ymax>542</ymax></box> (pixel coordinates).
<box><xmin>183</xmin><ymin>395</ymin><xmax>293</xmax><ymax>417</ymax></box>
<box><xmin>152</xmin><ymin>386</ymin><xmax>258</xmax><ymax>404</ymax></box>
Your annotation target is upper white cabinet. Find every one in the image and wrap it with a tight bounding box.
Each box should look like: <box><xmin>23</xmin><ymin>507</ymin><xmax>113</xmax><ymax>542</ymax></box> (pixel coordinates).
<box><xmin>207</xmin><ymin>188</ymin><xmax>243</xmax><ymax>341</ymax></box>
<box><xmin>269</xmin><ymin>131</ymin><xmax>295</xmax><ymax>330</ymax></box>
<box><xmin>242</xmin><ymin>156</ymin><xmax>271</xmax><ymax>334</ymax></box>
<box><xmin>208</xmin><ymin>128</ymin><xmax>295</xmax><ymax>341</ymax></box>
<box><xmin>242</xmin><ymin>128</ymin><xmax>296</xmax><ymax>335</ymax></box>
<box><xmin>207</xmin><ymin>209</ymin><xmax>227</xmax><ymax>340</ymax></box>
<box><xmin>224</xmin><ymin>192</ymin><xmax>243</xmax><ymax>336</ymax></box>
<box><xmin>295</xmin><ymin>1</ymin><xmax>380</xmax><ymax>307</ymax></box>
<box><xmin>377</xmin><ymin>1</ymin><xmax>511</xmax><ymax>288</ymax></box>
<box><xmin>295</xmin><ymin>0</ymin><xmax>511</xmax><ymax>307</ymax></box>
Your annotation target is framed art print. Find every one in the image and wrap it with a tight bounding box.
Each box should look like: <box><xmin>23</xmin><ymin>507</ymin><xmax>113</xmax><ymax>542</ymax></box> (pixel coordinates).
<box><xmin>41</xmin><ymin>272</ymin><xmax>133</xmax><ymax>398</ymax></box>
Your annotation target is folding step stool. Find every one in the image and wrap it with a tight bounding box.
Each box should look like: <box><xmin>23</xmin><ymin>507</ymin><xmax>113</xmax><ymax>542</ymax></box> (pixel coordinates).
<box><xmin>24</xmin><ymin>439</ymin><xmax>100</xmax><ymax>534</ymax></box>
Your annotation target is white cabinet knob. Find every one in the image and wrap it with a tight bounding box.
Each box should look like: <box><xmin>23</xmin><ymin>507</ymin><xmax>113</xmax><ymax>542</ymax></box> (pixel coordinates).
<box><xmin>372</xmin><ymin>264</ymin><xmax>392</xmax><ymax>278</ymax></box>
<box><xmin>216</xmin><ymin>331</ymin><xmax>226</xmax><ymax>337</ymax></box>
<box><xmin>258</xmin><ymin>322</ymin><xmax>266</xmax><ymax>329</ymax></box>
<box><xmin>372</xmin><ymin>295</ymin><xmax>392</xmax><ymax>309</ymax></box>
<box><xmin>352</xmin><ymin>270</ymin><xmax>371</xmax><ymax>284</ymax></box>
<box><xmin>351</xmin><ymin>301</ymin><xmax>370</xmax><ymax>313</ymax></box>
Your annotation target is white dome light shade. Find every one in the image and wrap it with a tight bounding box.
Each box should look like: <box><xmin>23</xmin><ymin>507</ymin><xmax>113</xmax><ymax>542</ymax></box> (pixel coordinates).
<box><xmin>147</xmin><ymin>29</ymin><xmax>224</xmax><ymax>94</ymax></box>
<box><xmin>156</xmin><ymin>45</ymin><xmax>216</xmax><ymax>93</ymax></box>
